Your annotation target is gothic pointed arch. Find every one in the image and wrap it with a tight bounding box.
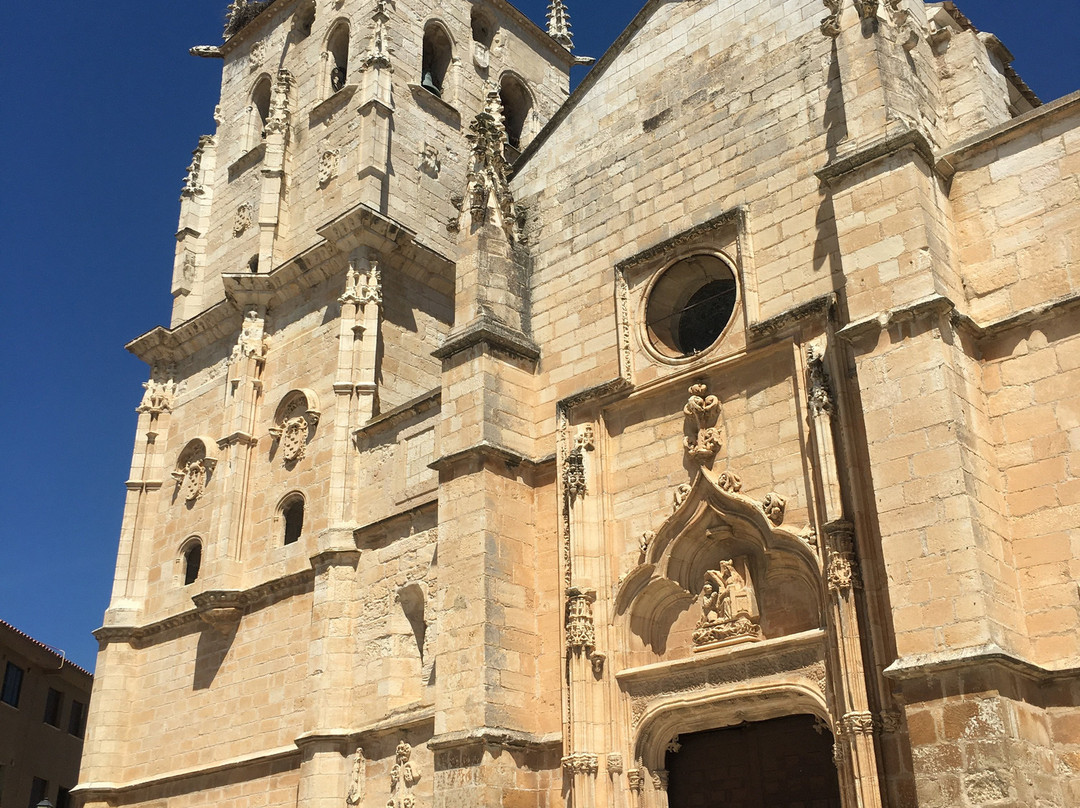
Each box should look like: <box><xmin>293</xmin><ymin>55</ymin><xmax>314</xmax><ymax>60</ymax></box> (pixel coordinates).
<box><xmin>615</xmin><ymin>470</ymin><xmax>822</xmax><ymax>661</ymax></box>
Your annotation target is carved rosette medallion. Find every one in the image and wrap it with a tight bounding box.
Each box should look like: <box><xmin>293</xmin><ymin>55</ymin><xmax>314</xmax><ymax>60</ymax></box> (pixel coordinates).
<box><xmin>346</xmin><ymin>747</ymin><xmax>366</xmax><ymax>805</ymax></box>
<box><xmin>762</xmin><ymin>493</ymin><xmax>786</xmax><ymax>526</ymax></box>
<box><xmin>692</xmin><ymin>559</ymin><xmax>762</xmax><ymax>648</ymax></box>
<box><xmin>683</xmin><ymin>384</ymin><xmax>722</xmax><ymax>466</ymax></box>
<box><xmin>566</xmin><ymin>588</ymin><xmax>596</xmax><ymax>655</ymax></box>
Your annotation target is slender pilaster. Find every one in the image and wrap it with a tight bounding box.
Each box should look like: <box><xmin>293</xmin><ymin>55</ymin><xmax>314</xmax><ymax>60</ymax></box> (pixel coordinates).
<box><xmin>257</xmin><ymin>69</ymin><xmax>292</xmax><ymax>274</ymax></box>
<box><xmin>173</xmin><ymin>134</ymin><xmax>216</xmax><ymax>325</ymax></box>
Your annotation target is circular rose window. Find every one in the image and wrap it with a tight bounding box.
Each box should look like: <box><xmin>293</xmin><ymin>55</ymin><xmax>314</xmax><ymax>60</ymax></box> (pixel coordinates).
<box><xmin>644</xmin><ymin>254</ymin><xmax>737</xmax><ymax>359</ymax></box>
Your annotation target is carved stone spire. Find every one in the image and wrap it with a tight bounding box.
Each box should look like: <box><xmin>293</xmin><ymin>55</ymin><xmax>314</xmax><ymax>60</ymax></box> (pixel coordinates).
<box><xmin>546</xmin><ymin>0</ymin><xmax>573</xmax><ymax>50</ymax></box>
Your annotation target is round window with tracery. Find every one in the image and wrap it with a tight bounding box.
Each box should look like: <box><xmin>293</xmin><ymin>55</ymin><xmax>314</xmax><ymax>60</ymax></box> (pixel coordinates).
<box><xmin>644</xmin><ymin>254</ymin><xmax>738</xmax><ymax>360</ymax></box>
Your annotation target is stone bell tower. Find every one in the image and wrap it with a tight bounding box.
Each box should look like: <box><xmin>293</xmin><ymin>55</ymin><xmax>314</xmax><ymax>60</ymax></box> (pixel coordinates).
<box><xmin>76</xmin><ymin>1</ymin><xmax>579</xmax><ymax>807</ymax></box>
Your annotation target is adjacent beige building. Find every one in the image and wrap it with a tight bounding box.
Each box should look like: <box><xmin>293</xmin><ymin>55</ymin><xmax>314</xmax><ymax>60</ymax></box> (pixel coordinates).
<box><xmin>1</xmin><ymin>620</ymin><xmax>92</xmax><ymax>808</ymax></box>
<box><xmin>76</xmin><ymin>1</ymin><xmax>1079</xmax><ymax>807</ymax></box>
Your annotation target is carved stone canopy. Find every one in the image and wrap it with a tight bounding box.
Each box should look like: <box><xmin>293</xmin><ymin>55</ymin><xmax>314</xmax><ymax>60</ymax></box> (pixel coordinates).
<box><xmin>615</xmin><ymin>470</ymin><xmax>821</xmax><ymax>652</ymax></box>
<box><xmin>270</xmin><ymin>389</ymin><xmax>321</xmax><ymax>463</ymax></box>
<box><xmin>172</xmin><ymin>438</ymin><xmax>219</xmax><ymax>503</ymax></box>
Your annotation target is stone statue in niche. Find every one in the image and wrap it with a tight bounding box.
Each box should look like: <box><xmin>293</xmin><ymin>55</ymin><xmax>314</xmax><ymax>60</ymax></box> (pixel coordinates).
<box><xmin>692</xmin><ymin>558</ymin><xmax>762</xmax><ymax>648</ymax></box>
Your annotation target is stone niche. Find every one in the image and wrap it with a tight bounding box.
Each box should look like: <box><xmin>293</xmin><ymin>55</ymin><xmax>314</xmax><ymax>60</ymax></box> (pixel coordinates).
<box><xmin>615</xmin><ymin>471</ymin><xmax>822</xmax><ymax>667</ymax></box>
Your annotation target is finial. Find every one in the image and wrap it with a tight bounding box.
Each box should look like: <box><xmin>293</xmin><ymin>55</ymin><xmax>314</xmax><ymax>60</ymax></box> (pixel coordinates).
<box><xmin>546</xmin><ymin>0</ymin><xmax>573</xmax><ymax>50</ymax></box>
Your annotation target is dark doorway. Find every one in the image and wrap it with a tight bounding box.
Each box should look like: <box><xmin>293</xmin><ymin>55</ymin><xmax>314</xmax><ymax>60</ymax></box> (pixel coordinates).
<box><xmin>666</xmin><ymin>714</ymin><xmax>841</xmax><ymax>808</ymax></box>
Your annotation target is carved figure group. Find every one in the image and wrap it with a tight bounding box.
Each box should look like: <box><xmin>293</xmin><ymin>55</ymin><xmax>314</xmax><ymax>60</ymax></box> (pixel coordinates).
<box><xmin>699</xmin><ymin>561</ymin><xmax>753</xmax><ymax>623</ymax></box>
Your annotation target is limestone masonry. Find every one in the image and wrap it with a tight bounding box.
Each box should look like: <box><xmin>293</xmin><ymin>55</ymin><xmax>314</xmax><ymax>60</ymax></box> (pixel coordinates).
<box><xmin>77</xmin><ymin>1</ymin><xmax>1079</xmax><ymax>807</ymax></box>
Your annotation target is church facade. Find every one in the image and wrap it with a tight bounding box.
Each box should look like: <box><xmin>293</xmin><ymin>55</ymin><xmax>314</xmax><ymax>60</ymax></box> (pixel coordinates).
<box><xmin>76</xmin><ymin>1</ymin><xmax>1080</xmax><ymax>807</ymax></box>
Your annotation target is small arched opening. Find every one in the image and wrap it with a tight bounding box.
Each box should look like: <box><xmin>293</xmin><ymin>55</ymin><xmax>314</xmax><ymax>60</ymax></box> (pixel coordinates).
<box><xmin>182</xmin><ymin>540</ymin><xmax>203</xmax><ymax>586</ymax></box>
<box><xmin>421</xmin><ymin>23</ymin><xmax>453</xmax><ymax>98</ymax></box>
<box><xmin>250</xmin><ymin>74</ymin><xmax>273</xmax><ymax>147</ymax></box>
<box><xmin>326</xmin><ymin>21</ymin><xmax>350</xmax><ymax>94</ymax></box>
<box><xmin>499</xmin><ymin>74</ymin><xmax>532</xmax><ymax>151</ymax></box>
<box><xmin>281</xmin><ymin>493</ymin><xmax>305</xmax><ymax>545</ymax></box>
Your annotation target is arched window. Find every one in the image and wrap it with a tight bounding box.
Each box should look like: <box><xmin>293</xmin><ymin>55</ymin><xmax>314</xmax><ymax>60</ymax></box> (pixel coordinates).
<box><xmin>281</xmin><ymin>494</ymin><xmax>305</xmax><ymax>545</ymax></box>
<box><xmin>326</xmin><ymin>21</ymin><xmax>350</xmax><ymax>94</ymax></box>
<box><xmin>250</xmin><ymin>74</ymin><xmax>273</xmax><ymax>147</ymax></box>
<box><xmin>499</xmin><ymin>74</ymin><xmax>532</xmax><ymax>150</ymax></box>
<box><xmin>421</xmin><ymin>23</ymin><xmax>452</xmax><ymax>98</ymax></box>
<box><xmin>182</xmin><ymin>540</ymin><xmax>203</xmax><ymax>586</ymax></box>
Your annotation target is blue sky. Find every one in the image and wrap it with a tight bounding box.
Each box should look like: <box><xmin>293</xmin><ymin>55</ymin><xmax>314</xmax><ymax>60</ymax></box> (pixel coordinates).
<box><xmin>0</xmin><ymin>1</ymin><xmax>1076</xmax><ymax>673</ymax></box>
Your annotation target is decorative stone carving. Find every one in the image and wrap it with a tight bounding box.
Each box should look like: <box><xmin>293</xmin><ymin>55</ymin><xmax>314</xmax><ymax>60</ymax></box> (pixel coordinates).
<box><xmin>879</xmin><ymin>710</ymin><xmax>903</xmax><ymax>734</ymax></box>
<box><xmin>231</xmin><ymin>310</ymin><xmax>269</xmax><ymax>361</ymax></box>
<box><xmin>692</xmin><ymin>559</ymin><xmax>762</xmax><ymax>648</ymax></box>
<box><xmin>607</xmin><ymin>753</ymin><xmax>623</xmax><ymax>774</ymax></box>
<box><xmin>340</xmin><ymin>262</ymin><xmax>382</xmax><ymax>307</ymax></box>
<box><xmin>590</xmin><ymin>652</ymin><xmax>606</xmax><ymax>676</ymax></box>
<box><xmin>225</xmin><ymin>0</ymin><xmax>273</xmax><ymax>38</ymax></box>
<box><xmin>181</xmin><ymin>135</ymin><xmax>213</xmax><ymax>198</ymax></box>
<box><xmin>249</xmin><ymin>38</ymin><xmax>267</xmax><ymax>69</ymax></box>
<box><xmin>473</xmin><ymin>42</ymin><xmax>490</xmax><ymax>70</ymax></box>
<box><xmin>666</xmin><ymin>736</ymin><xmax>681</xmax><ymax>753</ymax></box>
<box><xmin>673</xmin><ymin>483</ymin><xmax>692</xmax><ymax>511</ymax></box>
<box><xmin>884</xmin><ymin>0</ymin><xmax>919</xmax><ymax>49</ymax></box>
<box><xmin>853</xmin><ymin>0</ymin><xmax>878</xmax><ymax>20</ymax></box>
<box><xmin>652</xmin><ymin>770</ymin><xmax>669</xmax><ymax>791</ymax></box>
<box><xmin>825</xmin><ymin>521</ymin><xmax>861</xmax><ymax>594</ymax></box>
<box><xmin>640</xmin><ymin>531</ymin><xmax>655</xmax><ymax>555</ymax></box>
<box><xmin>820</xmin><ymin>0</ymin><xmax>841</xmax><ymax>37</ymax></box>
<box><xmin>138</xmin><ymin>368</ymin><xmax>176</xmax><ymax>415</ymax></box>
<box><xmin>264</xmin><ymin>69</ymin><xmax>294</xmax><ymax>136</ymax></box>
<box><xmin>717</xmin><ymin>471</ymin><xmax>742</xmax><ymax>493</ymax></box>
<box><xmin>359</xmin><ymin>0</ymin><xmax>394</xmax><ymax>72</ymax></box>
<box><xmin>388</xmin><ymin>739</ymin><xmax>419</xmax><ymax>808</ymax></box>
<box><xmin>561</xmin><ymin>753</ymin><xmax>599</xmax><ymax>775</ymax></box>
<box><xmin>233</xmin><ymin>202</ymin><xmax>253</xmax><ymax>236</ymax></box>
<box><xmin>683</xmin><ymin>384</ymin><xmax>722</xmax><ymax>466</ymax></box>
<box><xmin>270</xmin><ymin>389</ymin><xmax>321</xmax><ymax>463</ymax></box>
<box><xmin>807</xmin><ymin>345</ymin><xmax>835</xmax><ymax>417</ymax></box>
<box><xmin>453</xmin><ymin>90</ymin><xmax>525</xmax><ymax>246</ymax></box>
<box><xmin>172</xmin><ymin>440</ymin><xmax>218</xmax><ymax>504</ymax></box>
<box><xmin>346</xmin><ymin>747</ymin><xmax>366</xmax><ymax>805</ymax></box>
<box><xmin>564</xmin><ymin>427</ymin><xmax>593</xmax><ymax>504</ymax></box>
<box><xmin>318</xmin><ymin>149</ymin><xmax>340</xmax><ymax>186</ymax></box>
<box><xmin>418</xmin><ymin>143</ymin><xmax>440</xmax><ymax>177</ymax></box>
<box><xmin>627</xmin><ymin>769</ymin><xmax>645</xmax><ymax>793</ymax></box>
<box><xmin>566</xmin><ymin>587</ymin><xmax>596</xmax><ymax>654</ymax></box>
<box><xmin>840</xmin><ymin>711</ymin><xmax>877</xmax><ymax>736</ymax></box>
<box><xmin>762</xmin><ymin>493</ymin><xmax>786</xmax><ymax>526</ymax></box>
<box><xmin>546</xmin><ymin>0</ymin><xmax>573</xmax><ymax>50</ymax></box>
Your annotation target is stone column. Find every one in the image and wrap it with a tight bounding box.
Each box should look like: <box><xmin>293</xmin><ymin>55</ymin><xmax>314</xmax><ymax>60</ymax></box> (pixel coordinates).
<box><xmin>356</xmin><ymin>0</ymin><xmax>394</xmax><ymax>212</ymax></box>
<box><xmin>257</xmin><ymin>69</ymin><xmax>292</xmax><ymax>274</ymax></box>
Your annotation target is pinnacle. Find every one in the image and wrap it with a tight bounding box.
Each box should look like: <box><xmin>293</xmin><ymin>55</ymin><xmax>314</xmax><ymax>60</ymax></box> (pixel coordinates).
<box><xmin>546</xmin><ymin>0</ymin><xmax>573</xmax><ymax>51</ymax></box>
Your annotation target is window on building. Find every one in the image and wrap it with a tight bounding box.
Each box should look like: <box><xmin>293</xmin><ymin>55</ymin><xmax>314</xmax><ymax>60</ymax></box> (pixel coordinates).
<box><xmin>421</xmin><ymin>23</ymin><xmax>452</xmax><ymax>98</ymax></box>
<box><xmin>29</xmin><ymin>777</ymin><xmax>48</xmax><ymax>808</ymax></box>
<box><xmin>43</xmin><ymin>688</ymin><xmax>63</xmax><ymax>727</ymax></box>
<box><xmin>499</xmin><ymin>75</ymin><xmax>532</xmax><ymax>151</ymax></box>
<box><xmin>1</xmin><ymin>662</ymin><xmax>23</xmax><ymax>707</ymax></box>
<box><xmin>282</xmin><ymin>496</ymin><xmax>305</xmax><ymax>545</ymax></box>
<box><xmin>68</xmin><ymin>699</ymin><xmax>86</xmax><ymax>738</ymax></box>
<box><xmin>183</xmin><ymin>542</ymin><xmax>202</xmax><ymax>586</ymax></box>
<box><xmin>644</xmin><ymin>253</ymin><xmax>738</xmax><ymax>359</ymax></box>
<box><xmin>327</xmin><ymin>22</ymin><xmax>350</xmax><ymax>94</ymax></box>
<box><xmin>56</xmin><ymin>787</ymin><xmax>73</xmax><ymax>808</ymax></box>
<box><xmin>252</xmin><ymin>75</ymin><xmax>273</xmax><ymax>140</ymax></box>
